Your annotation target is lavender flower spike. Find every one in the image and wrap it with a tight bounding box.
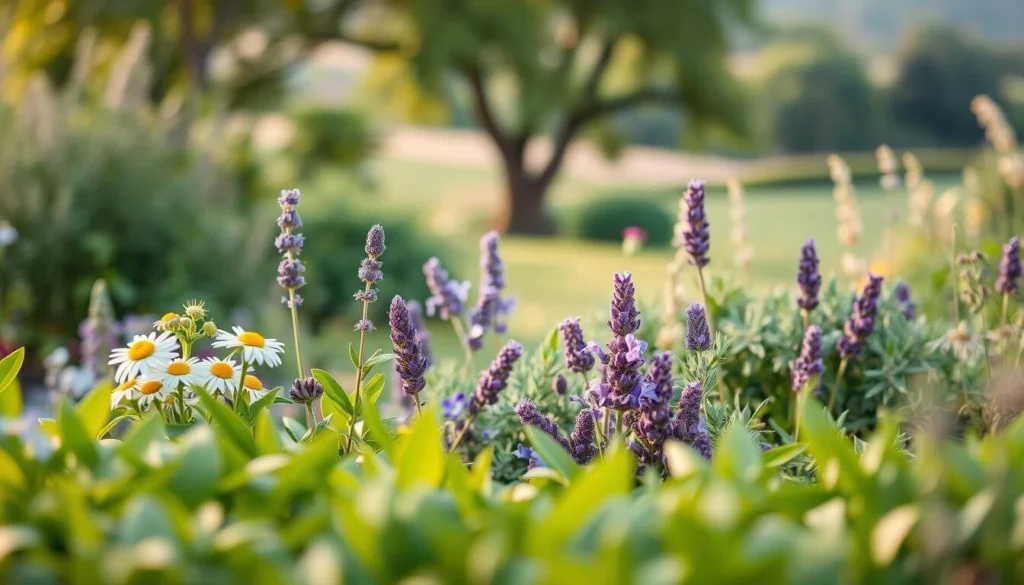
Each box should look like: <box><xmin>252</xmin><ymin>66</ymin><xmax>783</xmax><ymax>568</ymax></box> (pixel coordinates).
<box><xmin>797</xmin><ymin>238</ymin><xmax>822</xmax><ymax>312</ymax></box>
<box><xmin>791</xmin><ymin>326</ymin><xmax>824</xmax><ymax>393</ymax></box>
<box><xmin>423</xmin><ymin>257</ymin><xmax>470</xmax><ymax>320</ymax></box>
<box><xmin>672</xmin><ymin>381</ymin><xmax>702</xmax><ymax>439</ymax></box>
<box><xmin>685</xmin><ymin>302</ymin><xmax>712</xmax><ymax>352</ymax></box>
<box><xmin>406</xmin><ymin>300</ymin><xmax>432</xmax><ymax>367</ymax></box>
<box><xmin>476</xmin><ymin>232</ymin><xmax>515</xmax><ymax>331</ymax></box>
<box><xmin>894</xmin><ymin>282</ymin><xmax>916</xmax><ymax>320</ymax></box>
<box><xmin>837</xmin><ymin>273</ymin><xmax>884</xmax><ymax>359</ymax></box>
<box><xmin>591</xmin><ymin>272</ymin><xmax>646</xmax><ymax>411</ymax></box>
<box><xmin>569</xmin><ymin>410</ymin><xmax>598</xmax><ymax>465</ymax></box>
<box><xmin>515</xmin><ymin>398</ymin><xmax>570</xmax><ymax>450</ymax></box>
<box><xmin>679</xmin><ymin>179</ymin><xmax>710</xmax><ymax>267</ymax></box>
<box><xmin>996</xmin><ymin>237</ymin><xmax>1021</xmax><ymax>296</ymax></box>
<box><xmin>560</xmin><ymin>317</ymin><xmax>595</xmax><ymax>374</ymax></box>
<box><xmin>276</xmin><ymin>188</ymin><xmax>306</xmax><ymax>308</ymax></box>
<box><xmin>609</xmin><ymin>272</ymin><xmax>641</xmax><ymax>336</ymax></box>
<box><xmin>389</xmin><ymin>296</ymin><xmax>428</xmax><ymax>397</ymax></box>
<box><xmin>469</xmin><ymin>341</ymin><xmax>523</xmax><ymax>414</ymax></box>
<box><xmin>636</xmin><ymin>352</ymin><xmax>674</xmax><ymax>449</ymax></box>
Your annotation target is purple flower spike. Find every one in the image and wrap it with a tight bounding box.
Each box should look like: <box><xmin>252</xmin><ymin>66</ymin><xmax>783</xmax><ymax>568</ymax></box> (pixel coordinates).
<box><xmin>672</xmin><ymin>381</ymin><xmax>702</xmax><ymax>439</ymax></box>
<box><xmin>609</xmin><ymin>272</ymin><xmax>641</xmax><ymax>336</ymax></box>
<box><xmin>791</xmin><ymin>326</ymin><xmax>824</xmax><ymax>393</ymax></box>
<box><xmin>636</xmin><ymin>352</ymin><xmax>674</xmax><ymax>450</ymax></box>
<box><xmin>560</xmin><ymin>317</ymin><xmax>595</xmax><ymax>374</ymax></box>
<box><xmin>685</xmin><ymin>303</ymin><xmax>712</xmax><ymax>352</ymax></box>
<box><xmin>797</xmin><ymin>238</ymin><xmax>822</xmax><ymax>312</ymax></box>
<box><xmin>389</xmin><ymin>296</ymin><xmax>428</xmax><ymax>397</ymax></box>
<box><xmin>894</xmin><ymin>282</ymin><xmax>916</xmax><ymax>320</ymax></box>
<box><xmin>276</xmin><ymin>188</ymin><xmax>306</xmax><ymax>304</ymax></box>
<box><xmin>837</xmin><ymin>273</ymin><xmax>884</xmax><ymax>359</ymax></box>
<box><xmin>552</xmin><ymin>374</ymin><xmax>568</xmax><ymax>396</ymax></box>
<box><xmin>423</xmin><ymin>257</ymin><xmax>470</xmax><ymax>320</ymax></box>
<box><xmin>591</xmin><ymin>272</ymin><xmax>648</xmax><ymax>411</ymax></box>
<box><xmin>996</xmin><ymin>237</ymin><xmax>1021</xmax><ymax>296</ymax></box>
<box><xmin>406</xmin><ymin>300</ymin><xmax>432</xmax><ymax>367</ymax></box>
<box><xmin>569</xmin><ymin>410</ymin><xmax>598</xmax><ymax>465</ymax></box>
<box><xmin>679</xmin><ymin>179</ymin><xmax>710</xmax><ymax>268</ymax></box>
<box><xmin>468</xmin><ymin>232</ymin><xmax>515</xmax><ymax>348</ymax></box>
<box><xmin>470</xmin><ymin>341</ymin><xmax>523</xmax><ymax>414</ymax></box>
<box><xmin>515</xmin><ymin>398</ymin><xmax>570</xmax><ymax>450</ymax></box>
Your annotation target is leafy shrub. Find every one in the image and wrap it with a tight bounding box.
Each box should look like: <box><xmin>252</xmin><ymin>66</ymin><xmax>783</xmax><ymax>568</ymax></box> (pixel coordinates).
<box><xmin>569</xmin><ymin>195</ymin><xmax>674</xmax><ymax>246</ymax></box>
<box><xmin>300</xmin><ymin>209</ymin><xmax>450</xmax><ymax>332</ymax></box>
<box><xmin>0</xmin><ymin>85</ymin><xmax>263</xmax><ymax>354</ymax></box>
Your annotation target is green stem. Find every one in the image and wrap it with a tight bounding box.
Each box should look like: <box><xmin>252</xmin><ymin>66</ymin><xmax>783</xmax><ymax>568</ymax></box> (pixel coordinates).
<box><xmin>793</xmin><ymin>392</ymin><xmax>803</xmax><ymax>443</ymax></box>
<box><xmin>801</xmin><ymin>309</ymin><xmax>809</xmax><ymax>332</ymax></box>
<box><xmin>828</xmin><ymin>358</ymin><xmax>849</xmax><ymax>413</ymax></box>
<box><xmin>448</xmin><ymin>414</ymin><xmax>477</xmax><ymax>453</ymax></box>
<box><xmin>305</xmin><ymin>402</ymin><xmax>315</xmax><ymax>430</ymax></box>
<box><xmin>176</xmin><ymin>383</ymin><xmax>189</xmax><ymax>424</ymax></box>
<box><xmin>1002</xmin><ymin>293</ymin><xmax>1009</xmax><ymax>327</ymax></box>
<box><xmin>344</xmin><ymin>283</ymin><xmax>373</xmax><ymax>453</ymax></box>
<box><xmin>288</xmin><ymin>289</ymin><xmax>304</xmax><ymax>379</ymax></box>
<box><xmin>450</xmin><ymin>317</ymin><xmax>474</xmax><ymax>377</ymax></box>
<box><xmin>696</xmin><ymin>266</ymin><xmax>715</xmax><ymax>335</ymax></box>
<box><xmin>414</xmin><ymin>397</ymin><xmax>423</xmax><ymax>416</ymax></box>
<box><xmin>235</xmin><ymin>360</ymin><xmax>249</xmax><ymax>414</ymax></box>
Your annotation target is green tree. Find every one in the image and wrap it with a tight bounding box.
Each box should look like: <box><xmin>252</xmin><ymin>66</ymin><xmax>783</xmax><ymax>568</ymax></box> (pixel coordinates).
<box><xmin>889</xmin><ymin>26</ymin><xmax>1007</xmax><ymax>147</ymax></box>
<box><xmin>325</xmin><ymin>0</ymin><xmax>754</xmax><ymax>233</ymax></box>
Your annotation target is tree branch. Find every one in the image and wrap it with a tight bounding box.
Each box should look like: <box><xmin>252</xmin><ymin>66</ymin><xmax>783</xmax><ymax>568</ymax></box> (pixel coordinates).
<box><xmin>465</xmin><ymin>67</ymin><xmax>512</xmax><ymax>161</ymax></box>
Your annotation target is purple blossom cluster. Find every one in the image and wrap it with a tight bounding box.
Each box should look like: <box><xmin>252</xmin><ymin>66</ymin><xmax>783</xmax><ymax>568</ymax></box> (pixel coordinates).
<box><xmin>685</xmin><ymin>302</ymin><xmax>712</xmax><ymax>352</ymax></box>
<box><xmin>996</xmin><ymin>236</ymin><xmax>1021</xmax><ymax>296</ymax></box>
<box><xmin>354</xmin><ymin>225</ymin><xmax>386</xmax><ymax>333</ymax></box>
<box><xmin>559</xmin><ymin>317</ymin><xmax>595</xmax><ymax>374</ymax></box>
<box><xmin>423</xmin><ymin>257</ymin><xmax>470</xmax><ymax>320</ymax></box>
<box><xmin>276</xmin><ymin>189</ymin><xmax>306</xmax><ymax>308</ymax></box>
<box><xmin>406</xmin><ymin>300</ymin><xmax>432</xmax><ymax>367</ymax></box>
<box><xmin>679</xmin><ymin>179</ymin><xmax>710</xmax><ymax>268</ymax></box>
<box><xmin>837</xmin><ymin>273</ymin><xmax>884</xmax><ymax>359</ymax></box>
<box><xmin>791</xmin><ymin>326</ymin><xmax>824</xmax><ymax>393</ymax></box>
<box><xmin>635</xmin><ymin>352</ymin><xmax>674</xmax><ymax>451</ymax></box>
<box><xmin>468</xmin><ymin>232</ymin><xmax>515</xmax><ymax>349</ymax></box>
<box><xmin>289</xmin><ymin>377</ymin><xmax>324</xmax><ymax>404</ymax></box>
<box><xmin>894</xmin><ymin>282</ymin><xmax>916</xmax><ymax>320</ymax></box>
<box><xmin>671</xmin><ymin>382</ymin><xmax>712</xmax><ymax>460</ymax></box>
<box><xmin>569</xmin><ymin>410</ymin><xmax>598</xmax><ymax>465</ymax></box>
<box><xmin>469</xmin><ymin>341</ymin><xmax>523</xmax><ymax>415</ymax></box>
<box><xmin>389</xmin><ymin>296</ymin><xmax>428</xmax><ymax>398</ymax></box>
<box><xmin>588</xmin><ymin>273</ymin><xmax>646</xmax><ymax>411</ymax></box>
<box><xmin>515</xmin><ymin>399</ymin><xmax>570</xmax><ymax>450</ymax></box>
<box><xmin>797</xmin><ymin>238</ymin><xmax>822</xmax><ymax>312</ymax></box>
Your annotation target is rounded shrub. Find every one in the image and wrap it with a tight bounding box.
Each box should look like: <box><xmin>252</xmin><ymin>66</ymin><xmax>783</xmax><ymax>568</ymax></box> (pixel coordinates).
<box><xmin>569</xmin><ymin>195</ymin><xmax>674</xmax><ymax>246</ymax></box>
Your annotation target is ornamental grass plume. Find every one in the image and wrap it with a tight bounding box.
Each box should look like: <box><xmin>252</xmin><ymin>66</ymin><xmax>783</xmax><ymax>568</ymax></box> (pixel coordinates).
<box><xmin>875</xmin><ymin>144</ymin><xmax>900</xmax><ymax>191</ymax></box>
<box><xmin>515</xmin><ymin>398</ymin><xmax>570</xmax><ymax>450</ymax></box>
<box><xmin>560</xmin><ymin>317</ymin><xmax>595</xmax><ymax>376</ymax></box>
<box><xmin>972</xmin><ymin>95</ymin><xmax>1023</xmax><ymax>189</ymax></box>
<box><xmin>468</xmin><ymin>232</ymin><xmax>515</xmax><ymax>349</ymax></box>
<box><xmin>797</xmin><ymin>238</ymin><xmax>822</xmax><ymax>320</ymax></box>
<box><xmin>589</xmin><ymin>273</ymin><xmax>646</xmax><ymax>411</ymax></box>
<box><xmin>389</xmin><ymin>296</ymin><xmax>429</xmax><ymax>408</ymax></box>
<box><xmin>997</xmin><ymin>237</ymin><xmax>1021</xmax><ymax>323</ymax></box>
<box><xmin>685</xmin><ymin>302</ymin><xmax>711</xmax><ymax>353</ymax></box>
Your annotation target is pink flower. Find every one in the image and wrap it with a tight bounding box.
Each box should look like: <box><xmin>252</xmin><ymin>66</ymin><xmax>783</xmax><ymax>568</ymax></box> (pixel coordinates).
<box><xmin>622</xmin><ymin>226</ymin><xmax>647</xmax><ymax>255</ymax></box>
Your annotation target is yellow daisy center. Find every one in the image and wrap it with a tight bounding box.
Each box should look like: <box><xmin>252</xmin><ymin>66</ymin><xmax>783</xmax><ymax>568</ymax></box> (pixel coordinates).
<box><xmin>139</xmin><ymin>380</ymin><xmax>163</xmax><ymax>395</ymax></box>
<box><xmin>115</xmin><ymin>378</ymin><xmax>138</xmax><ymax>392</ymax></box>
<box><xmin>209</xmin><ymin>362</ymin><xmax>234</xmax><ymax>379</ymax></box>
<box><xmin>237</xmin><ymin>331</ymin><xmax>266</xmax><ymax>348</ymax></box>
<box><xmin>161</xmin><ymin>312</ymin><xmax>178</xmax><ymax>321</ymax></box>
<box><xmin>127</xmin><ymin>340</ymin><xmax>156</xmax><ymax>361</ymax></box>
<box><xmin>243</xmin><ymin>375</ymin><xmax>263</xmax><ymax>391</ymax></box>
<box><xmin>167</xmin><ymin>361</ymin><xmax>191</xmax><ymax>376</ymax></box>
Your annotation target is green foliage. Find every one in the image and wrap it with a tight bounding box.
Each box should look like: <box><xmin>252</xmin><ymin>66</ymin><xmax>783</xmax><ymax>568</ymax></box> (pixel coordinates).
<box><xmin>569</xmin><ymin>195</ymin><xmax>675</xmax><ymax>246</ymax></box>
<box><xmin>300</xmin><ymin>210</ymin><xmax>449</xmax><ymax>332</ymax></box>
<box><xmin>290</xmin><ymin>107</ymin><xmax>378</xmax><ymax>179</ymax></box>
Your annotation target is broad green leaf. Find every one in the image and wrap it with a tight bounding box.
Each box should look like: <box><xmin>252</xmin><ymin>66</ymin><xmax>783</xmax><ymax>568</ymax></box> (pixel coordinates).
<box><xmin>348</xmin><ymin>343</ymin><xmax>360</xmax><ymax>369</ymax></box>
<box><xmin>313</xmin><ymin>369</ymin><xmax>353</xmax><ymax>416</ymax></box>
<box><xmin>525</xmin><ymin>426</ymin><xmax>578</xmax><ymax>481</ymax></box>
<box><xmin>469</xmin><ymin>447</ymin><xmax>494</xmax><ymax>493</ymax></box>
<box><xmin>248</xmin><ymin>388</ymin><xmax>281</xmax><ymax>419</ymax></box>
<box><xmin>0</xmin><ymin>377</ymin><xmax>22</xmax><ymax>418</ymax></box>
<box><xmin>96</xmin><ymin>414</ymin><xmax>130</xmax><ymax>439</ymax></box>
<box><xmin>57</xmin><ymin>398</ymin><xmax>98</xmax><ymax>469</ymax></box>
<box><xmin>0</xmin><ymin>348</ymin><xmax>25</xmax><ymax>395</ymax></box>
<box><xmin>361</xmin><ymin>352</ymin><xmax>398</xmax><ymax>373</ymax></box>
<box><xmin>76</xmin><ymin>382</ymin><xmax>112</xmax><ymax>439</ymax></box>
<box><xmin>761</xmin><ymin>443</ymin><xmax>807</xmax><ymax>468</ymax></box>
<box><xmin>320</xmin><ymin>394</ymin><xmax>351</xmax><ymax>432</ymax></box>
<box><xmin>0</xmin><ymin>449</ymin><xmax>26</xmax><ymax>493</ymax></box>
<box><xmin>362</xmin><ymin>373</ymin><xmax>386</xmax><ymax>408</ymax></box>
<box><xmin>713</xmin><ymin>423</ymin><xmax>762</xmax><ymax>481</ymax></box>
<box><xmin>359</xmin><ymin>383</ymin><xmax>392</xmax><ymax>455</ymax></box>
<box><xmin>871</xmin><ymin>504</ymin><xmax>918</xmax><ymax>565</ymax></box>
<box><xmin>800</xmin><ymin>397</ymin><xmax>865</xmax><ymax>492</ymax></box>
<box><xmin>194</xmin><ymin>387</ymin><xmax>258</xmax><ymax>458</ymax></box>
<box><xmin>119</xmin><ymin>412</ymin><xmax>166</xmax><ymax>464</ymax></box>
<box><xmin>167</xmin><ymin>428</ymin><xmax>222</xmax><ymax>508</ymax></box>
<box><xmin>119</xmin><ymin>496</ymin><xmax>177</xmax><ymax>543</ymax></box>
<box><xmin>545</xmin><ymin>326</ymin><xmax>559</xmax><ymax>355</ymax></box>
<box><xmin>396</xmin><ymin>405</ymin><xmax>444</xmax><ymax>489</ymax></box>
<box><xmin>37</xmin><ymin>418</ymin><xmax>59</xmax><ymax>438</ymax></box>
<box><xmin>254</xmin><ymin>409</ymin><xmax>282</xmax><ymax>454</ymax></box>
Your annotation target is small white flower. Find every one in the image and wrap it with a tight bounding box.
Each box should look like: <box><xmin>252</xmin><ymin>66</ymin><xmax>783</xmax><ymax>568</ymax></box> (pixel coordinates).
<box><xmin>136</xmin><ymin>378</ymin><xmax>172</xmax><ymax>408</ymax></box>
<box><xmin>111</xmin><ymin>378</ymin><xmax>141</xmax><ymax>409</ymax></box>
<box><xmin>155</xmin><ymin>357</ymin><xmax>202</xmax><ymax>389</ymax></box>
<box><xmin>196</xmin><ymin>357</ymin><xmax>241</xmax><ymax>396</ymax></box>
<box><xmin>212</xmin><ymin>326</ymin><xmax>285</xmax><ymax>367</ymax></box>
<box><xmin>108</xmin><ymin>332</ymin><xmax>179</xmax><ymax>383</ymax></box>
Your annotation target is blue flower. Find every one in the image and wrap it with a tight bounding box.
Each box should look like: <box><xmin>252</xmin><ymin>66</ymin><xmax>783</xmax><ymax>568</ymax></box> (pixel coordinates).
<box><xmin>442</xmin><ymin>392</ymin><xmax>467</xmax><ymax>420</ymax></box>
<box><xmin>514</xmin><ymin>443</ymin><xmax>545</xmax><ymax>468</ymax></box>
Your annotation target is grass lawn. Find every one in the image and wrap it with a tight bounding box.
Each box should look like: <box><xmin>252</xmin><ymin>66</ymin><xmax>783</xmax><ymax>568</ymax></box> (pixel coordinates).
<box><xmin>298</xmin><ymin>156</ymin><xmax>959</xmax><ymax>376</ymax></box>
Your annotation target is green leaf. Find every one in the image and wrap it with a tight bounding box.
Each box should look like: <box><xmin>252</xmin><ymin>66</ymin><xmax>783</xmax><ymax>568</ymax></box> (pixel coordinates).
<box><xmin>713</xmin><ymin>423</ymin><xmax>762</xmax><ymax>481</ymax></box>
<box><xmin>96</xmin><ymin>414</ymin><xmax>130</xmax><ymax>439</ymax></box>
<box><xmin>396</xmin><ymin>405</ymin><xmax>444</xmax><ymax>489</ymax></box>
<box><xmin>118</xmin><ymin>412</ymin><xmax>166</xmax><ymax>464</ymax></box>
<box><xmin>194</xmin><ymin>387</ymin><xmax>258</xmax><ymax>458</ymax></box>
<box><xmin>361</xmin><ymin>352</ymin><xmax>398</xmax><ymax>373</ymax></box>
<box><xmin>313</xmin><ymin>369</ymin><xmax>352</xmax><ymax>415</ymax></box>
<box><xmin>469</xmin><ymin>447</ymin><xmax>494</xmax><ymax>493</ymax></box>
<box><xmin>360</xmin><ymin>383</ymin><xmax>392</xmax><ymax>455</ymax></box>
<box><xmin>525</xmin><ymin>426</ymin><xmax>578</xmax><ymax>481</ymax></box>
<box><xmin>0</xmin><ymin>449</ymin><xmax>26</xmax><ymax>494</ymax></box>
<box><xmin>248</xmin><ymin>388</ymin><xmax>281</xmax><ymax>420</ymax></box>
<box><xmin>546</xmin><ymin>326</ymin><xmax>559</xmax><ymax>355</ymax></box>
<box><xmin>37</xmin><ymin>418</ymin><xmax>59</xmax><ymax>438</ymax></box>
<box><xmin>0</xmin><ymin>348</ymin><xmax>25</xmax><ymax>395</ymax></box>
<box><xmin>0</xmin><ymin>377</ymin><xmax>22</xmax><ymax>418</ymax></box>
<box><xmin>254</xmin><ymin>409</ymin><xmax>282</xmax><ymax>454</ymax></box>
<box><xmin>362</xmin><ymin>373</ymin><xmax>386</xmax><ymax>408</ymax></box>
<box><xmin>167</xmin><ymin>427</ymin><xmax>222</xmax><ymax>508</ymax></box>
<box><xmin>800</xmin><ymin>397</ymin><xmax>865</xmax><ymax>492</ymax></box>
<box><xmin>57</xmin><ymin>398</ymin><xmax>98</xmax><ymax>469</ymax></box>
<box><xmin>871</xmin><ymin>504</ymin><xmax>918</xmax><ymax>566</ymax></box>
<box><xmin>319</xmin><ymin>394</ymin><xmax>350</xmax><ymax>431</ymax></box>
<box><xmin>348</xmin><ymin>343</ymin><xmax>360</xmax><ymax>369</ymax></box>
<box><xmin>76</xmin><ymin>382</ymin><xmax>112</xmax><ymax>439</ymax></box>
<box><xmin>761</xmin><ymin>443</ymin><xmax>807</xmax><ymax>468</ymax></box>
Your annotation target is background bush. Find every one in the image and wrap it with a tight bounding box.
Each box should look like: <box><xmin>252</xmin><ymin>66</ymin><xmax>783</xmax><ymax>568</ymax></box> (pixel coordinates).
<box><xmin>568</xmin><ymin>195</ymin><xmax>675</xmax><ymax>246</ymax></box>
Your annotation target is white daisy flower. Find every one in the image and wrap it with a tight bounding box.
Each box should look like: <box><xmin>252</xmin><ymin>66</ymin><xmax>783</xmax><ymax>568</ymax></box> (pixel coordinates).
<box><xmin>137</xmin><ymin>378</ymin><xmax>172</xmax><ymax>408</ymax></box>
<box><xmin>108</xmin><ymin>332</ymin><xmax>179</xmax><ymax>383</ymax></box>
<box><xmin>197</xmin><ymin>358</ymin><xmax>241</xmax><ymax>396</ymax></box>
<box><xmin>240</xmin><ymin>374</ymin><xmax>268</xmax><ymax>403</ymax></box>
<box><xmin>155</xmin><ymin>357</ymin><xmax>202</xmax><ymax>389</ymax></box>
<box><xmin>111</xmin><ymin>378</ymin><xmax>141</xmax><ymax>409</ymax></box>
<box><xmin>212</xmin><ymin>326</ymin><xmax>285</xmax><ymax>367</ymax></box>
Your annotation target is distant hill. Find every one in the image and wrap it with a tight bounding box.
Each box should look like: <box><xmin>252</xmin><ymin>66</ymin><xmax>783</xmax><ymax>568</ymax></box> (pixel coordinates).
<box><xmin>762</xmin><ymin>0</ymin><xmax>1024</xmax><ymax>48</ymax></box>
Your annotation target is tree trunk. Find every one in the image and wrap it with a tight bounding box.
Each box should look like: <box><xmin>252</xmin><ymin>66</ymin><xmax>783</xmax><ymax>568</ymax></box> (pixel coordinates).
<box><xmin>499</xmin><ymin>172</ymin><xmax>555</xmax><ymax>235</ymax></box>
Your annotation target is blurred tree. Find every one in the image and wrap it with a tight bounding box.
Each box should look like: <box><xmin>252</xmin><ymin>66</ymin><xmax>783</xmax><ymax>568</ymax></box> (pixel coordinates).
<box><xmin>320</xmin><ymin>0</ymin><xmax>754</xmax><ymax>234</ymax></box>
<box><xmin>889</xmin><ymin>26</ymin><xmax>1007</xmax><ymax>147</ymax></box>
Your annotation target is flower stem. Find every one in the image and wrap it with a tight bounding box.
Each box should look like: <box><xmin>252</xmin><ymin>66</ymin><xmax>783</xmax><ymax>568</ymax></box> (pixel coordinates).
<box><xmin>288</xmin><ymin>289</ymin><xmax>304</xmax><ymax>379</ymax></box>
<box><xmin>344</xmin><ymin>283</ymin><xmax>373</xmax><ymax>453</ymax></box>
<box><xmin>1002</xmin><ymin>293</ymin><xmax>1009</xmax><ymax>326</ymax></box>
<box><xmin>236</xmin><ymin>360</ymin><xmax>249</xmax><ymax>414</ymax></box>
<box><xmin>801</xmin><ymin>309</ymin><xmax>809</xmax><ymax>332</ymax></box>
<box><xmin>450</xmin><ymin>317</ymin><xmax>474</xmax><ymax>377</ymax></box>
<box><xmin>793</xmin><ymin>392</ymin><xmax>803</xmax><ymax>442</ymax></box>
<box><xmin>448</xmin><ymin>414</ymin><xmax>476</xmax><ymax>452</ymax></box>
<box><xmin>176</xmin><ymin>384</ymin><xmax>189</xmax><ymax>424</ymax></box>
<box><xmin>305</xmin><ymin>402</ymin><xmax>315</xmax><ymax>430</ymax></box>
<box><xmin>828</xmin><ymin>358</ymin><xmax>848</xmax><ymax>413</ymax></box>
<box><xmin>696</xmin><ymin>266</ymin><xmax>715</xmax><ymax>335</ymax></box>
<box><xmin>414</xmin><ymin>397</ymin><xmax>423</xmax><ymax>416</ymax></box>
